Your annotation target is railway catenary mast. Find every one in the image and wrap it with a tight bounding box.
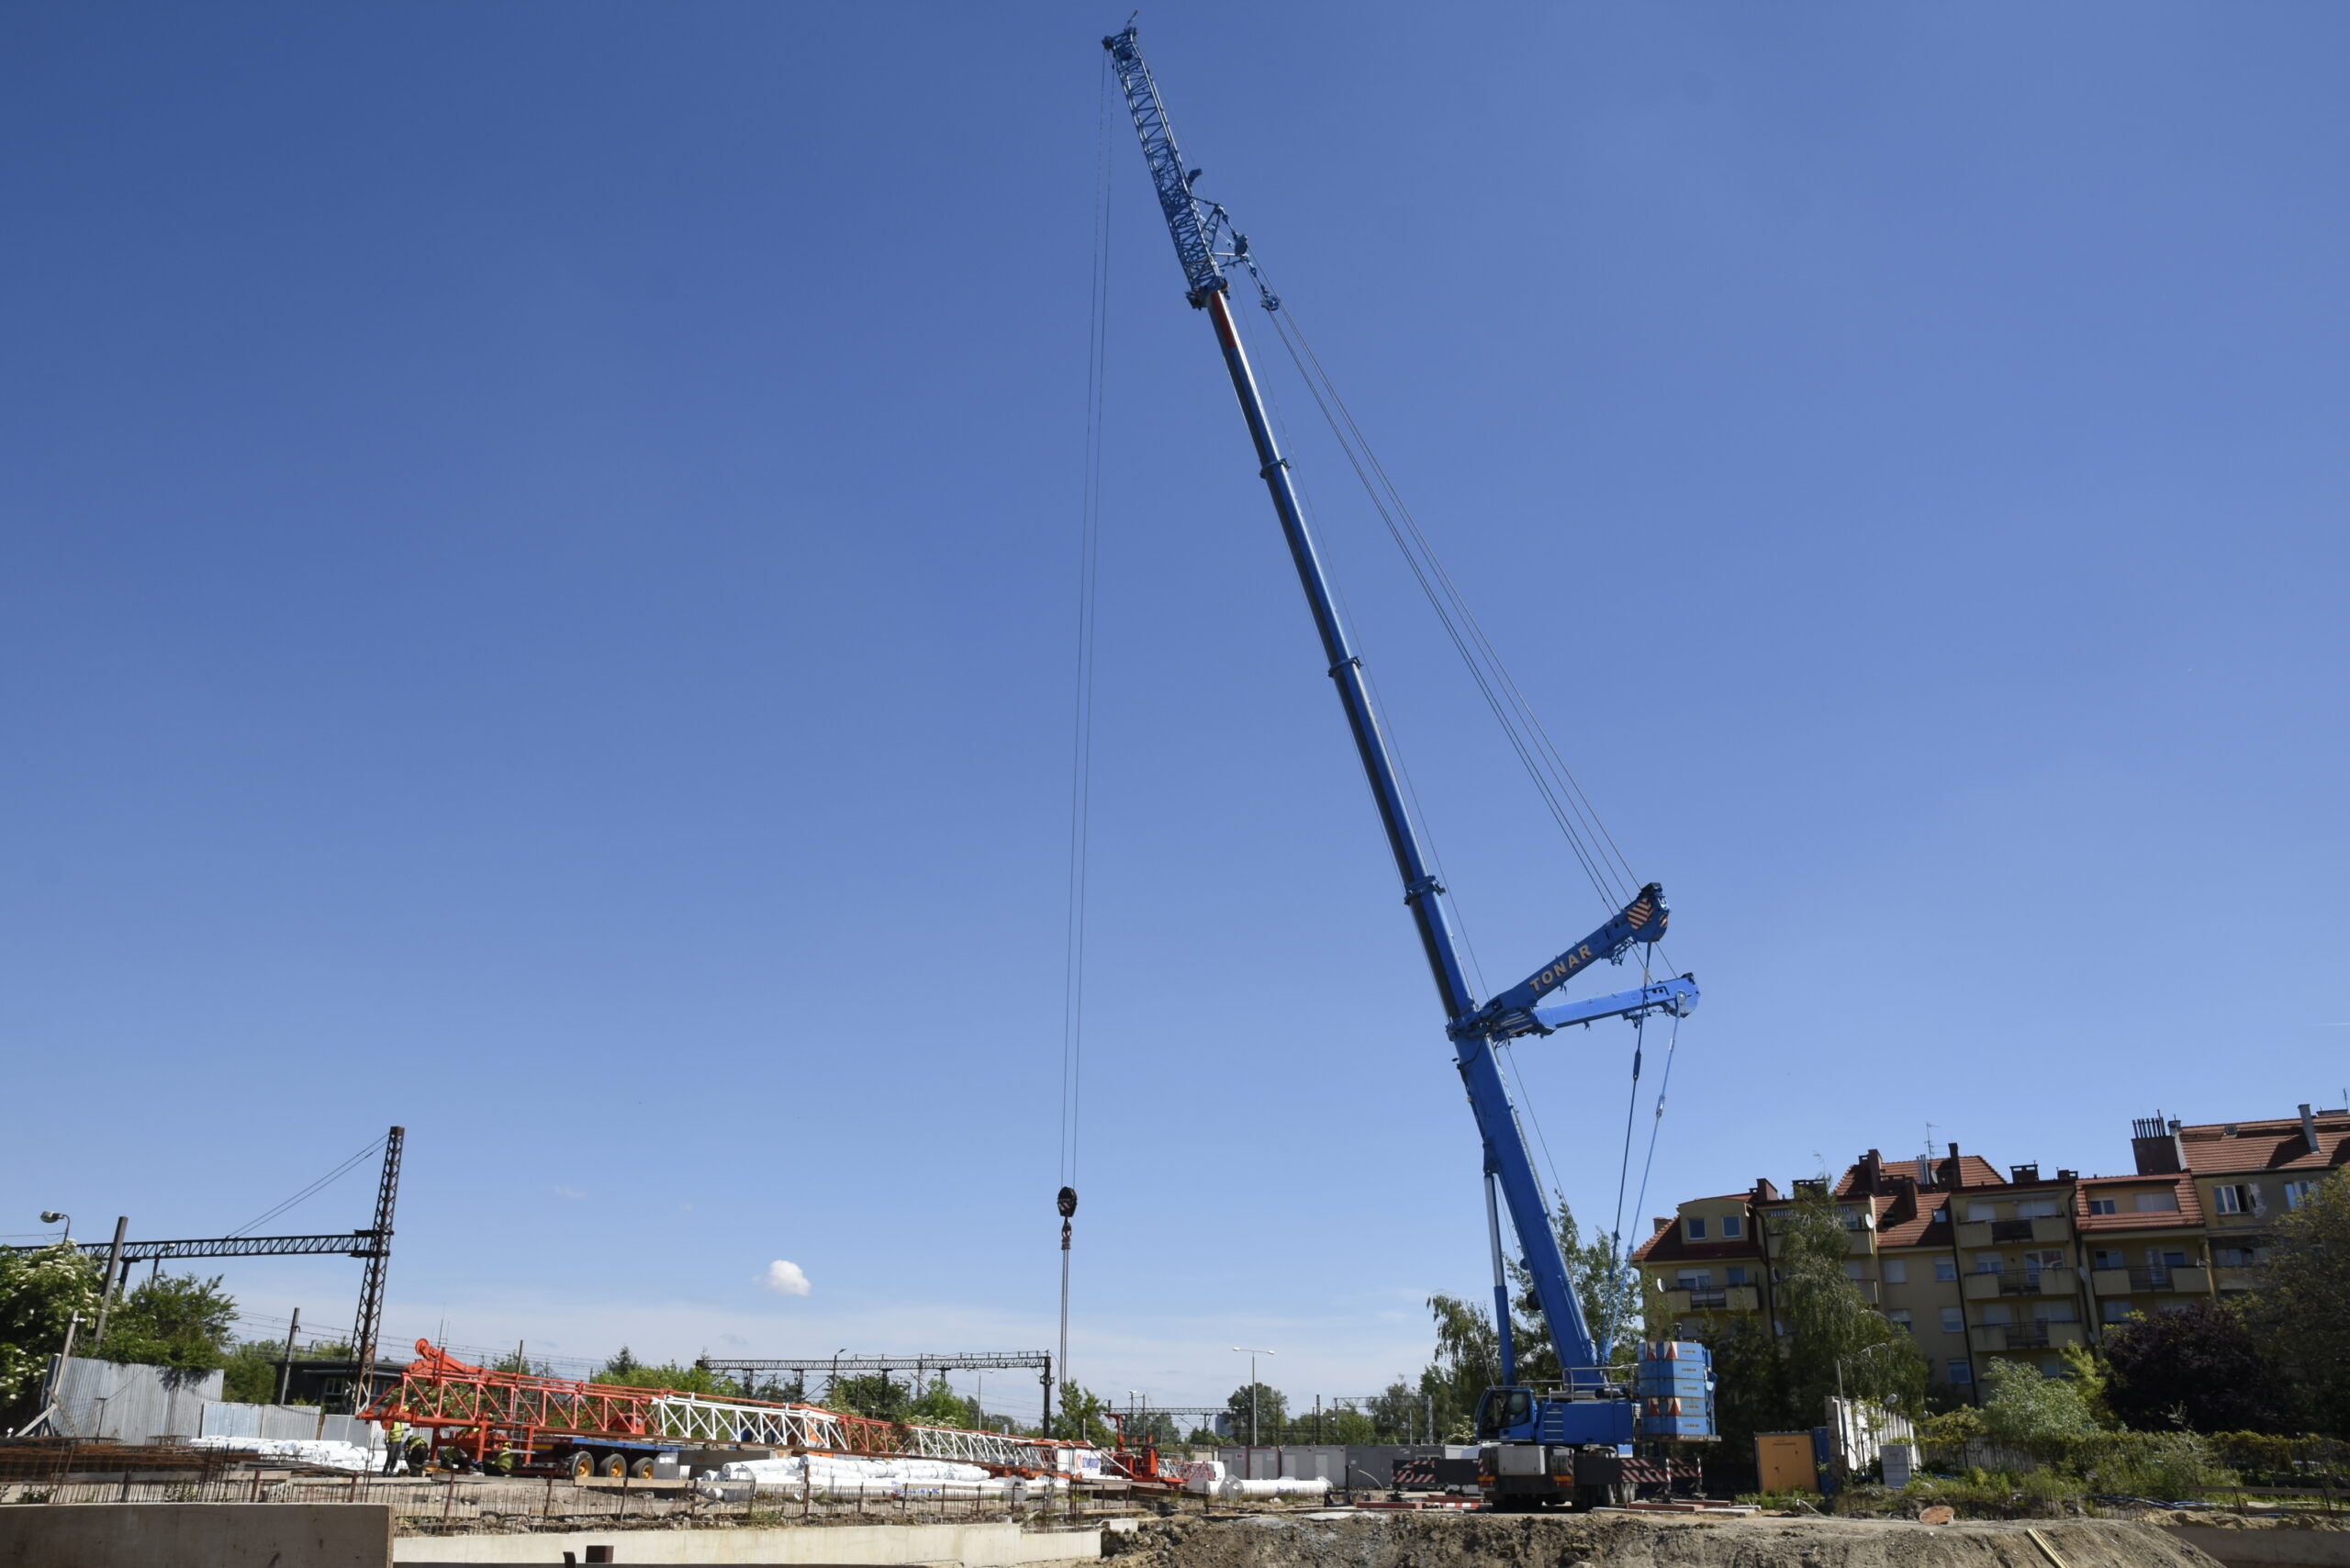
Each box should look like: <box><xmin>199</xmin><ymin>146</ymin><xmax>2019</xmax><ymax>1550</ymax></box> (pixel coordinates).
<box><xmin>1102</xmin><ymin>27</ymin><xmax>1710</xmax><ymax>1503</ymax></box>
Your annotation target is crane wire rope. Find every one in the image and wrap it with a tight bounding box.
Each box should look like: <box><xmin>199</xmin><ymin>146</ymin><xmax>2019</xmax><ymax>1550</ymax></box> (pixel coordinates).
<box><xmin>1253</xmin><ymin>331</ymin><xmax>1492</xmax><ymax>997</ymax></box>
<box><xmin>1236</xmin><ymin>258</ymin><xmax>1691</xmax><ymax>1360</ymax></box>
<box><xmin>1059</xmin><ymin>50</ymin><xmax>1113</xmax><ymax>1201</ymax></box>
<box><xmin>1249</xmin><ymin>274</ymin><xmax>1640</xmax><ymax>919</ymax></box>
<box><xmin>1055</xmin><ymin>51</ymin><xmax>1115</xmax><ymax>1411</ymax></box>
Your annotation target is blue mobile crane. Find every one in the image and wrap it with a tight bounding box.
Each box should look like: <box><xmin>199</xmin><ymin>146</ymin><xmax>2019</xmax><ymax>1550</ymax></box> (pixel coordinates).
<box><xmin>1103</xmin><ymin>27</ymin><xmax>1714</xmax><ymax>1507</ymax></box>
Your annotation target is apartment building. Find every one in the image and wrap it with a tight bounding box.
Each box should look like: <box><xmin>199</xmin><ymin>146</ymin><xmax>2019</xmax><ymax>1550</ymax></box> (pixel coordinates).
<box><xmin>1631</xmin><ymin>1103</ymin><xmax>2347</xmax><ymax>1401</ymax></box>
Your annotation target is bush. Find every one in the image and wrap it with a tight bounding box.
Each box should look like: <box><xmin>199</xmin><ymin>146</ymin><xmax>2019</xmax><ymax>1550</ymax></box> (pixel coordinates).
<box><xmin>2074</xmin><ymin>1430</ymin><xmax>2233</xmax><ymax>1502</ymax></box>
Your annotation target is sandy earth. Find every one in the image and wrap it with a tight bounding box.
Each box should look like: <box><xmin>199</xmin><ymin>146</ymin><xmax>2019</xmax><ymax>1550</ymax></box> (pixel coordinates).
<box><xmin>1098</xmin><ymin>1510</ymin><xmax>2221</xmax><ymax>1568</ymax></box>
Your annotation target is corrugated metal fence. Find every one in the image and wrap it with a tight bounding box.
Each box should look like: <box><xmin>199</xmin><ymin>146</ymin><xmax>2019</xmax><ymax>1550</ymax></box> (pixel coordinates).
<box><xmin>42</xmin><ymin>1357</ymin><xmax>378</xmax><ymax>1451</ymax></box>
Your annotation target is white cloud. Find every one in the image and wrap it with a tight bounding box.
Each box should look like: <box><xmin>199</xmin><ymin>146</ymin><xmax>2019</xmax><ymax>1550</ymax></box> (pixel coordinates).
<box><xmin>759</xmin><ymin>1260</ymin><xmax>811</xmax><ymax>1297</ymax></box>
<box><xmin>552</xmin><ymin>1185</ymin><xmax>586</xmax><ymax>1200</ymax></box>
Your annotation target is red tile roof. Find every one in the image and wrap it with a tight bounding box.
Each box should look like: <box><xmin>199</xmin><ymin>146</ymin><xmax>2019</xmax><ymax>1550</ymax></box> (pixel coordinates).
<box><xmin>2075</xmin><ymin>1173</ymin><xmax>2205</xmax><ymax>1231</ymax></box>
<box><xmin>2175</xmin><ymin>1115</ymin><xmax>2350</xmax><ymax>1177</ymax></box>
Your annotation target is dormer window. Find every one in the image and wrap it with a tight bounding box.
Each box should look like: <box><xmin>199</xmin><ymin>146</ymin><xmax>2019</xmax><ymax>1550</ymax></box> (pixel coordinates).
<box><xmin>1686</xmin><ymin>1216</ymin><xmax>1707</xmax><ymax>1239</ymax></box>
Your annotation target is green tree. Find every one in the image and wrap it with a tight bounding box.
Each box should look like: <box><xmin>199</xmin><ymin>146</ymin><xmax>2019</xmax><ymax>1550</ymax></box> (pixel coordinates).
<box><xmin>824</xmin><ymin>1372</ymin><xmax>907</xmax><ymax>1418</ymax></box>
<box><xmin>2245</xmin><ymin>1170</ymin><xmax>2350</xmax><ymax>1435</ymax></box>
<box><xmin>97</xmin><ymin>1272</ymin><xmax>237</xmax><ymax>1377</ymax></box>
<box><xmin>1224</xmin><ymin>1381</ymin><xmax>1287</xmax><ymax>1443</ymax></box>
<box><xmin>1049</xmin><ymin>1381</ymin><xmax>1113</xmax><ymax>1444</ymax></box>
<box><xmin>1367</xmin><ymin>1377</ymin><xmax>1427</xmax><ymax>1443</ymax></box>
<box><xmin>907</xmin><ymin>1373</ymin><xmax>978</xmax><ymax>1428</ymax></box>
<box><xmin>591</xmin><ymin>1354</ymin><xmax>742</xmax><ymax>1398</ymax></box>
<box><xmin>0</xmin><ymin>1244</ymin><xmax>102</xmax><ymax>1412</ymax></box>
<box><xmin>1976</xmin><ymin>1358</ymin><xmax>2104</xmax><ymax>1461</ymax></box>
<box><xmin>1506</xmin><ymin>1197</ymin><xmax>1648</xmax><ymax>1377</ymax></box>
<box><xmin>1421</xmin><ymin>1293</ymin><xmax>1501</xmax><ymax>1440</ymax></box>
<box><xmin>1772</xmin><ymin>1181</ymin><xmax>1927</xmax><ymax>1425</ymax></box>
<box><xmin>2107</xmin><ymin>1300</ymin><xmax>2292</xmax><ymax>1434</ymax></box>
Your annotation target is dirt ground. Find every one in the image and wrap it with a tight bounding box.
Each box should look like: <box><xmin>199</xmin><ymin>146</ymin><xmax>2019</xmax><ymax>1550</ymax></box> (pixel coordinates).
<box><xmin>1099</xmin><ymin>1510</ymin><xmax>2221</xmax><ymax>1568</ymax></box>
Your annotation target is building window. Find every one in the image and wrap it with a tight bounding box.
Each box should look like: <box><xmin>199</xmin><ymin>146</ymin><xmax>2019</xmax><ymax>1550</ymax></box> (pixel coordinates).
<box><xmin>1981</xmin><ymin>1304</ymin><xmax>2011</xmax><ymax>1327</ymax></box>
<box><xmin>1677</xmin><ymin>1271</ymin><xmax>1712</xmax><ymax>1290</ymax></box>
<box><xmin>1843</xmin><ymin>1261</ymin><xmax>1865</xmax><ymax>1281</ymax></box>
<box><xmin>1975</xmin><ymin>1257</ymin><xmax>2002</xmax><ymax>1273</ymax></box>
<box><xmin>2092</xmin><ymin>1249</ymin><xmax>2123</xmax><ymax>1271</ymax></box>
<box><xmin>1968</xmin><ymin>1202</ymin><xmax>1998</xmax><ymax>1223</ymax></box>
<box><xmin>2041</xmin><ymin>1358</ymin><xmax>2065</xmax><ymax>1378</ymax></box>
<box><xmin>2032</xmin><ymin>1300</ymin><xmax>2076</xmax><ymax>1322</ymax></box>
<box><xmin>1947</xmin><ymin>1361</ymin><xmax>1973</xmax><ymax>1384</ymax></box>
<box><xmin>1726</xmin><ymin>1266</ymin><xmax>1748</xmax><ymax>1286</ymax></box>
<box><xmin>1840</xmin><ymin>1207</ymin><xmax>1866</xmax><ymax>1231</ymax></box>
<box><xmin>2136</xmin><ymin>1190</ymin><xmax>2182</xmax><ymax>1214</ymax></box>
<box><xmin>1884</xmin><ymin>1260</ymin><xmax>1908</xmax><ymax>1284</ymax></box>
<box><xmin>2285</xmin><ymin>1181</ymin><xmax>2319</xmax><ymax>1211</ymax></box>
<box><xmin>2025</xmin><ymin>1249</ymin><xmax>2065</xmax><ymax>1277</ymax></box>
<box><xmin>1934</xmin><ymin>1260</ymin><xmax>1958</xmax><ymax>1282</ymax></box>
<box><xmin>2017</xmin><ymin>1198</ymin><xmax>2062</xmax><ymax>1219</ymax></box>
<box><xmin>1686</xmin><ymin>1216</ymin><xmax>1707</xmax><ymax>1239</ymax></box>
<box><xmin>1941</xmin><ymin>1307</ymin><xmax>1964</xmax><ymax>1334</ymax></box>
<box><xmin>2087</xmin><ymin>1198</ymin><xmax>2117</xmax><ymax>1215</ymax></box>
<box><xmin>1722</xmin><ymin>1215</ymin><xmax>1743</xmax><ymax>1238</ymax></box>
<box><xmin>2103</xmin><ymin>1299</ymin><xmax>2133</xmax><ymax>1322</ymax></box>
<box><xmin>2214</xmin><ymin>1246</ymin><xmax>2256</xmax><ymax>1268</ymax></box>
<box><xmin>1889</xmin><ymin>1310</ymin><xmax>1913</xmax><ymax>1335</ymax></box>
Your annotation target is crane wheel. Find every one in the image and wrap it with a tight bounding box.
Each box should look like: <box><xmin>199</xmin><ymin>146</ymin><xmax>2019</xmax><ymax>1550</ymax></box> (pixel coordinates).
<box><xmin>568</xmin><ymin>1451</ymin><xmax>594</xmax><ymax>1480</ymax></box>
<box><xmin>601</xmin><ymin>1453</ymin><xmax>628</xmax><ymax>1478</ymax></box>
<box><xmin>630</xmin><ymin>1457</ymin><xmax>656</xmax><ymax>1479</ymax></box>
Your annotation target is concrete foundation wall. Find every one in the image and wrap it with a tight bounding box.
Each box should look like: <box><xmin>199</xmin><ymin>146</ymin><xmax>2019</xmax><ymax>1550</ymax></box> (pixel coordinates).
<box><xmin>0</xmin><ymin>1502</ymin><xmax>392</xmax><ymax>1568</ymax></box>
<box><xmin>2168</xmin><ymin>1526</ymin><xmax>2350</xmax><ymax>1568</ymax></box>
<box><xmin>396</xmin><ymin>1521</ymin><xmax>1103</xmax><ymax>1565</ymax></box>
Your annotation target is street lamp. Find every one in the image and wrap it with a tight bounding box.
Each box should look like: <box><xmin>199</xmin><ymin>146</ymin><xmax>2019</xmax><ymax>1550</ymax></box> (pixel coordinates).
<box><xmin>1230</xmin><ymin>1347</ymin><xmax>1274</xmax><ymax>1447</ymax></box>
<box><xmin>40</xmin><ymin>1212</ymin><xmax>69</xmax><ymax>1244</ymax></box>
<box><xmin>1831</xmin><ymin>1340</ymin><xmax>1910</xmax><ymax>1479</ymax></box>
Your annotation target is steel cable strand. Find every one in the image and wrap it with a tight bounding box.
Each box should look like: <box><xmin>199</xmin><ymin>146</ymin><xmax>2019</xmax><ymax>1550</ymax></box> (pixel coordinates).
<box><xmin>1258</xmin><ymin>304</ymin><xmax>1622</xmax><ymax>910</ymax></box>
<box><xmin>1270</xmin><ymin>297</ymin><xmax>1642</xmax><ymax>906</ymax></box>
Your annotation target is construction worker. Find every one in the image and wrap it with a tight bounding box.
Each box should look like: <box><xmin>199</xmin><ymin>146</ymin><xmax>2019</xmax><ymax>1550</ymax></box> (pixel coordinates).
<box><xmin>384</xmin><ymin>1422</ymin><xmax>407</xmax><ymax>1475</ymax></box>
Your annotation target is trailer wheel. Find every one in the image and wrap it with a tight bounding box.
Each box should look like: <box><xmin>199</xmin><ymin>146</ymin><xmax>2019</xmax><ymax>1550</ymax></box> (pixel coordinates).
<box><xmin>601</xmin><ymin>1453</ymin><xmax>628</xmax><ymax>1478</ymax></box>
<box><xmin>630</xmin><ymin>1456</ymin><xmax>657</xmax><ymax>1479</ymax></box>
<box><xmin>568</xmin><ymin>1451</ymin><xmax>595</xmax><ymax>1480</ymax></box>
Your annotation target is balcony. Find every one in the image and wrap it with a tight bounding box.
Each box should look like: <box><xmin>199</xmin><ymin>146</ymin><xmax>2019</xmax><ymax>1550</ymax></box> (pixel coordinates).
<box><xmin>1964</xmin><ymin>1270</ymin><xmax>2073</xmax><ymax>1300</ymax></box>
<box><xmin>2100</xmin><ymin>1264</ymin><xmax>2205</xmax><ymax>1294</ymax></box>
<box><xmin>2207</xmin><ymin>1211</ymin><xmax>2269</xmax><ymax>1231</ymax></box>
<box><xmin>1956</xmin><ymin>1215</ymin><xmax>2070</xmax><ymax>1249</ymax></box>
<box><xmin>2214</xmin><ymin>1266</ymin><xmax>2262</xmax><ymax>1293</ymax></box>
<box><xmin>1970</xmin><ymin>1320</ymin><xmax>2085</xmax><ymax>1353</ymax></box>
<box><xmin>1849</xmin><ymin>1279</ymin><xmax>1879</xmax><ymax>1305</ymax></box>
<box><xmin>1663</xmin><ymin>1284</ymin><xmax>1759</xmax><ymax>1316</ymax></box>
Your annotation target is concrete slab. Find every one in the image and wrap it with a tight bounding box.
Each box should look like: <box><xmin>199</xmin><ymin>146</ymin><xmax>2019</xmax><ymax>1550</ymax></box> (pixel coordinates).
<box><xmin>396</xmin><ymin>1522</ymin><xmax>1103</xmax><ymax>1565</ymax></box>
<box><xmin>0</xmin><ymin>1501</ymin><xmax>393</xmax><ymax>1568</ymax></box>
<box><xmin>2167</xmin><ymin>1524</ymin><xmax>2350</xmax><ymax>1568</ymax></box>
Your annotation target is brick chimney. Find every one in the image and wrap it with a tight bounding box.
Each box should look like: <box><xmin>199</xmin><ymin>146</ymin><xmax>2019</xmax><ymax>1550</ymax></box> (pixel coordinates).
<box><xmin>2303</xmin><ymin>1103</ymin><xmax>2321</xmax><ymax>1157</ymax></box>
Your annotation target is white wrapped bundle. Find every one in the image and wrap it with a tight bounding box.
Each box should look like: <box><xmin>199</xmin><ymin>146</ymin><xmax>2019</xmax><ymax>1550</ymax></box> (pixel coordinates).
<box><xmin>1211</xmin><ymin>1476</ymin><xmax>1329</xmax><ymax>1500</ymax></box>
<box><xmin>186</xmin><ymin>1435</ymin><xmax>377</xmax><ymax>1473</ymax></box>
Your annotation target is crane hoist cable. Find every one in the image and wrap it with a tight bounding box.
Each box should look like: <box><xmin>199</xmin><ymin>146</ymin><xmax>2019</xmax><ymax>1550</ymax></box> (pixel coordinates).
<box><xmin>1056</xmin><ymin>49</ymin><xmax>1116</xmax><ymax>1414</ymax></box>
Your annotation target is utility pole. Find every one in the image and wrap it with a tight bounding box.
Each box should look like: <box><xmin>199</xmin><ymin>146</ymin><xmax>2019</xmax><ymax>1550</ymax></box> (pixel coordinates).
<box><xmin>89</xmin><ymin>1217</ymin><xmax>128</xmax><ymax>1353</ymax></box>
<box><xmin>277</xmin><ymin>1309</ymin><xmax>302</xmax><ymax>1405</ymax></box>
<box><xmin>346</xmin><ymin>1126</ymin><xmax>404</xmax><ymax>1414</ymax></box>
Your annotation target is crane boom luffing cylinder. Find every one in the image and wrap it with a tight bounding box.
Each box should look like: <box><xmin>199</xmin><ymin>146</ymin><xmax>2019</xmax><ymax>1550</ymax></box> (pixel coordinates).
<box><xmin>1102</xmin><ymin>25</ymin><xmax>1712</xmax><ymax>1503</ymax></box>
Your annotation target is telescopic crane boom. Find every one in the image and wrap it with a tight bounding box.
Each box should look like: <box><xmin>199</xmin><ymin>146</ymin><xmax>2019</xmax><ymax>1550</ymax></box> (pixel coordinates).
<box><xmin>1102</xmin><ymin>26</ymin><xmax>1712</xmax><ymax>1501</ymax></box>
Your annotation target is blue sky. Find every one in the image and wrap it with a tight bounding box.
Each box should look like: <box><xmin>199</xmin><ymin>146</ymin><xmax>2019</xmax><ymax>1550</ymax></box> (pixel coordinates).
<box><xmin>4</xmin><ymin>2</ymin><xmax>2344</xmax><ymax>1419</ymax></box>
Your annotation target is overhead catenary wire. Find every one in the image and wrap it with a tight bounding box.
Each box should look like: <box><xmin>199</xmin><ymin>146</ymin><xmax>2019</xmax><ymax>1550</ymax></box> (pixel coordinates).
<box><xmin>229</xmin><ymin>1136</ymin><xmax>386</xmax><ymax>1239</ymax></box>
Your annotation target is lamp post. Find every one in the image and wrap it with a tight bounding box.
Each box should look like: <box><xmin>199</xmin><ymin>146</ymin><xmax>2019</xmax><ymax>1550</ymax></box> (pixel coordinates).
<box><xmin>40</xmin><ymin>1212</ymin><xmax>69</xmax><ymax>1245</ymax></box>
<box><xmin>1230</xmin><ymin>1347</ymin><xmax>1273</xmax><ymax>1448</ymax></box>
<box><xmin>1831</xmin><ymin>1339</ymin><xmax>1908</xmax><ymax>1479</ymax></box>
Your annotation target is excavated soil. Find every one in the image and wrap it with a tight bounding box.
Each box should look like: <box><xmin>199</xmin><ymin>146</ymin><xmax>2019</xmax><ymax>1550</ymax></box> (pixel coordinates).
<box><xmin>1099</xmin><ymin>1511</ymin><xmax>2221</xmax><ymax>1568</ymax></box>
